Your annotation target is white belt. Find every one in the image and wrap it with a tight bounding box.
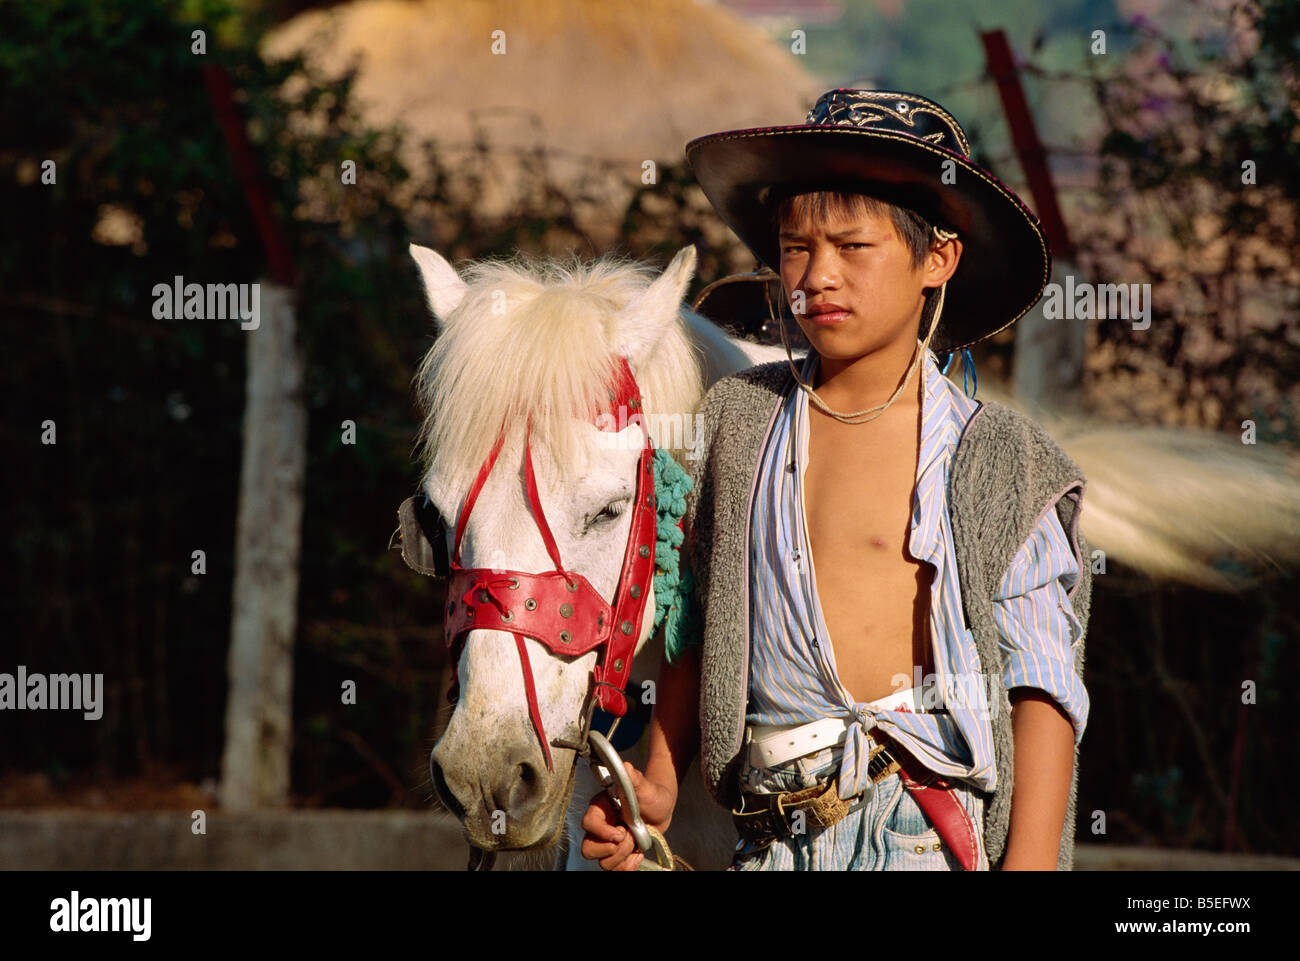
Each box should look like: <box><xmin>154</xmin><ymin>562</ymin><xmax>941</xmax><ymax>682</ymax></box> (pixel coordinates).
<box><xmin>749</xmin><ymin>717</ymin><xmax>850</xmax><ymax>769</ymax></box>
<box><xmin>747</xmin><ymin>687</ymin><xmax>921</xmax><ymax>770</ymax></box>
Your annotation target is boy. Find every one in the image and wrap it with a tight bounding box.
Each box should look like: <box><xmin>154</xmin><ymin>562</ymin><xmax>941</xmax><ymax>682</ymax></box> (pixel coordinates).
<box><xmin>582</xmin><ymin>89</ymin><xmax>1090</xmax><ymax>871</ymax></box>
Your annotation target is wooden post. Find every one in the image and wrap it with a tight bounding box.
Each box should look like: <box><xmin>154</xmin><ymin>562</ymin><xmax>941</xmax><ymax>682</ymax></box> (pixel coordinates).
<box><xmin>1009</xmin><ymin>259</ymin><xmax>1087</xmax><ymax>413</ymax></box>
<box><xmin>980</xmin><ymin>29</ymin><xmax>1086</xmax><ymax>412</ymax></box>
<box><xmin>205</xmin><ymin>64</ymin><xmax>305</xmax><ymax>810</ymax></box>
<box><xmin>220</xmin><ymin>282</ymin><xmax>306</xmax><ymax>809</ymax></box>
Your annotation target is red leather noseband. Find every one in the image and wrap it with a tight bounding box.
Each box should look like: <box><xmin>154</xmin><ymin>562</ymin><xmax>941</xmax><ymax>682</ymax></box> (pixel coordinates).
<box><xmin>443</xmin><ymin>357</ymin><xmax>657</xmax><ymax>771</ymax></box>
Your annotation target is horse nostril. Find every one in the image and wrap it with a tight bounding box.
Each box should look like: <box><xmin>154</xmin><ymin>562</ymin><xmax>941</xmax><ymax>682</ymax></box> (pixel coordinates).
<box><xmin>430</xmin><ymin>754</ymin><xmax>466</xmax><ymax>820</ymax></box>
<box><xmin>506</xmin><ymin>760</ymin><xmax>545</xmax><ymax>813</ymax></box>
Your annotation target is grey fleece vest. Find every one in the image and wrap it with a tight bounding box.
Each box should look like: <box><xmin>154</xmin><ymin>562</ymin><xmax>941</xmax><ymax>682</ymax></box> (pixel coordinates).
<box><xmin>684</xmin><ymin>360</ymin><xmax>1091</xmax><ymax>870</ymax></box>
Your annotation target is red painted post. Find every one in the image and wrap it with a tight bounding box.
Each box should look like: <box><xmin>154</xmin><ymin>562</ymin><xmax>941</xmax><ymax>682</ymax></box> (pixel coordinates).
<box><xmin>202</xmin><ymin>64</ymin><xmax>298</xmax><ymax>286</ymax></box>
<box><xmin>980</xmin><ymin>29</ymin><xmax>1074</xmax><ymax>259</ymax></box>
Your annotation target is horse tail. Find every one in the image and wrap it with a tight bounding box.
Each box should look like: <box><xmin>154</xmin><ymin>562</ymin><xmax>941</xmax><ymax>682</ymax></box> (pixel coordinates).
<box><xmin>1017</xmin><ymin>393</ymin><xmax>1300</xmax><ymax>591</ymax></box>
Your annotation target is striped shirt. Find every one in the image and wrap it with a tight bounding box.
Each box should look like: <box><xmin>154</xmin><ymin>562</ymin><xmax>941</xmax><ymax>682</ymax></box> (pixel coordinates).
<box><xmin>746</xmin><ymin>347</ymin><xmax>1089</xmax><ymax>799</ymax></box>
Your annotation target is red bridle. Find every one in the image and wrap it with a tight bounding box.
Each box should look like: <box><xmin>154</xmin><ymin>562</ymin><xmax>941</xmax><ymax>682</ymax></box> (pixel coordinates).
<box><xmin>442</xmin><ymin>357</ymin><xmax>657</xmax><ymax>771</ymax></box>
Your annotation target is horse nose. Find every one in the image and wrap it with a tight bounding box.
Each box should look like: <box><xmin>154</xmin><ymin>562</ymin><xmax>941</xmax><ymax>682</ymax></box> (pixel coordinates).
<box><xmin>431</xmin><ymin>745</ymin><xmax>547</xmax><ymax>825</ymax></box>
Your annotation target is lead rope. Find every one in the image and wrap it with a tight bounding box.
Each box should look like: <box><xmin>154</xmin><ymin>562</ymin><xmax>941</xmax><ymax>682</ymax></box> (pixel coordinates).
<box><xmin>511</xmin><ymin>629</ymin><xmax>553</xmax><ymax>772</ymax></box>
<box><xmin>512</xmin><ymin>423</ymin><xmax>576</xmax><ymax>774</ymax></box>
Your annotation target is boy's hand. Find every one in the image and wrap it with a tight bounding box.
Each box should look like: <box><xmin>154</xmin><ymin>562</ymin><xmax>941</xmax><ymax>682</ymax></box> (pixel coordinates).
<box><xmin>579</xmin><ymin>762</ymin><xmax>676</xmax><ymax>871</ymax></box>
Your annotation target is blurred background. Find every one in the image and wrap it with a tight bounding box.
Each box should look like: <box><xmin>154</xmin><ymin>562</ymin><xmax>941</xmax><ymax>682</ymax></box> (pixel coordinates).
<box><xmin>1</xmin><ymin>0</ymin><xmax>1297</xmax><ymax>868</ymax></box>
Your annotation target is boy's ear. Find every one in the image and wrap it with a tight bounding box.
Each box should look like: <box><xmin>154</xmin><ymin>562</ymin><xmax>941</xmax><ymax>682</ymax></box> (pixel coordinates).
<box><xmin>925</xmin><ymin>237</ymin><xmax>963</xmax><ymax>288</ymax></box>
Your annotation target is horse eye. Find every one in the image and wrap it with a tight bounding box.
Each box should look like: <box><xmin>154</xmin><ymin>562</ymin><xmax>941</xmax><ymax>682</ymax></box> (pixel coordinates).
<box><xmin>587</xmin><ymin>498</ymin><xmax>630</xmax><ymax>529</ymax></box>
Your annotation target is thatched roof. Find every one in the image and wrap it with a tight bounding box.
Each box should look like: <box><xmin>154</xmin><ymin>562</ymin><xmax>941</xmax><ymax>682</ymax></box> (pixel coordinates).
<box><xmin>263</xmin><ymin>0</ymin><xmax>822</xmax><ymax>165</ymax></box>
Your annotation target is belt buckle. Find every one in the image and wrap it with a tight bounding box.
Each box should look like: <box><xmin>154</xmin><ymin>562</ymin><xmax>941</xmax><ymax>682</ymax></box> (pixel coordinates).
<box><xmin>770</xmin><ymin>792</ymin><xmax>795</xmax><ymax>840</ymax></box>
<box><xmin>785</xmin><ymin>779</ymin><xmax>848</xmax><ymax>834</ymax></box>
<box><xmin>810</xmin><ymin>779</ymin><xmax>851</xmax><ymax>828</ymax></box>
<box><xmin>769</xmin><ymin>781</ymin><xmax>815</xmax><ymax>834</ymax></box>
<box><xmin>734</xmin><ymin>780</ymin><xmax>823</xmax><ymax>846</ymax></box>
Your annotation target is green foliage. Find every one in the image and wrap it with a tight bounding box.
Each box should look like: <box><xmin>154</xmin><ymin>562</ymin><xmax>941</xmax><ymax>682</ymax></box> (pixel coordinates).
<box><xmin>1081</xmin><ymin>0</ymin><xmax>1299</xmax><ymax>436</ymax></box>
<box><xmin>796</xmin><ymin>0</ymin><xmax>1125</xmax><ymax>153</ymax></box>
<box><xmin>0</xmin><ymin>0</ymin><xmax>448</xmax><ymax>805</ymax></box>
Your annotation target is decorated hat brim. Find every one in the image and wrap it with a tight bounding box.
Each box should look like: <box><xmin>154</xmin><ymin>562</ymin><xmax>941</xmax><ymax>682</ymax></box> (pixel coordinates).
<box><xmin>686</xmin><ymin>124</ymin><xmax>1051</xmax><ymax>353</ymax></box>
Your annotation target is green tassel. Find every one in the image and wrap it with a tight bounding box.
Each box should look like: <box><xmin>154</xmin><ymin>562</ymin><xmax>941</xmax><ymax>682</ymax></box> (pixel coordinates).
<box><xmin>649</xmin><ymin>447</ymin><xmax>701</xmax><ymax>663</ymax></box>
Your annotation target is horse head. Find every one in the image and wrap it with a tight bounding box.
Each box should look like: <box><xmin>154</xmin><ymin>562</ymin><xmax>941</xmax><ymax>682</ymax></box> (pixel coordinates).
<box><xmin>408</xmin><ymin>243</ymin><xmax>703</xmax><ymax>851</ymax></box>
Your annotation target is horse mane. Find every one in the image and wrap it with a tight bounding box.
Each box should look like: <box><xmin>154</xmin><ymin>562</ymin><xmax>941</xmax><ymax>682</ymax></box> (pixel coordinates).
<box><xmin>412</xmin><ymin>252</ymin><xmax>704</xmax><ymax>493</ymax></box>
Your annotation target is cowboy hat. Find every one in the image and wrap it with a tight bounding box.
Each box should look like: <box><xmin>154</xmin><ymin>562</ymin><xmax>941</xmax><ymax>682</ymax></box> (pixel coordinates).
<box><xmin>685</xmin><ymin>89</ymin><xmax>1051</xmax><ymax>353</ymax></box>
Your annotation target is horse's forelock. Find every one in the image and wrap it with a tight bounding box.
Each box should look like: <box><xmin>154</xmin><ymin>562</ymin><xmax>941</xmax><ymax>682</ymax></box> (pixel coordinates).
<box><xmin>414</xmin><ymin>253</ymin><xmax>701</xmax><ymax>495</ymax></box>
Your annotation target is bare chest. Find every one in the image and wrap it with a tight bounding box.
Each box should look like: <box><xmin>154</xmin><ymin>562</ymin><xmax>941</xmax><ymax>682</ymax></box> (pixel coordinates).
<box><xmin>801</xmin><ymin>408</ymin><xmax>935</xmax><ymax>703</ymax></box>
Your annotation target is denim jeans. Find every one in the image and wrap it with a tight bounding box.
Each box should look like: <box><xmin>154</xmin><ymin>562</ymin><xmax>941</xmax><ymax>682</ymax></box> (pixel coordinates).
<box><xmin>728</xmin><ymin>744</ymin><xmax>988</xmax><ymax>871</ymax></box>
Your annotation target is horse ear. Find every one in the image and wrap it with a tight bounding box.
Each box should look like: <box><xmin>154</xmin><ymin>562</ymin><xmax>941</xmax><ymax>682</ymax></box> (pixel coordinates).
<box><xmin>615</xmin><ymin>245</ymin><xmax>696</xmax><ymax>367</ymax></box>
<box><xmin>409</xmin><ymin>244</ymin><xmax>468</xmax><ymax>328</ymax></box>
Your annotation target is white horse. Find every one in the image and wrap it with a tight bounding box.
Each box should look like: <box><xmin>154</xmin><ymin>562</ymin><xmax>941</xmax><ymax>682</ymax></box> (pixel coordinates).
<box><xmin>410</xmin><ymin>244</ymin><xmax>778</xmax><ymax>870</ymax></box>
<box><xmin>408</xmin><ymin>243</ymin><xmax>1300</xmax><ymax>870</ymax></box>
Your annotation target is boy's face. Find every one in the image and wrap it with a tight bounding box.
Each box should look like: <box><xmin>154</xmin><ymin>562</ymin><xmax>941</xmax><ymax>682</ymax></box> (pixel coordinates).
<box><xmin>778</xmin><ymin>203</ymin><xmax>959</xmax><ymax>364</ymax></box>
